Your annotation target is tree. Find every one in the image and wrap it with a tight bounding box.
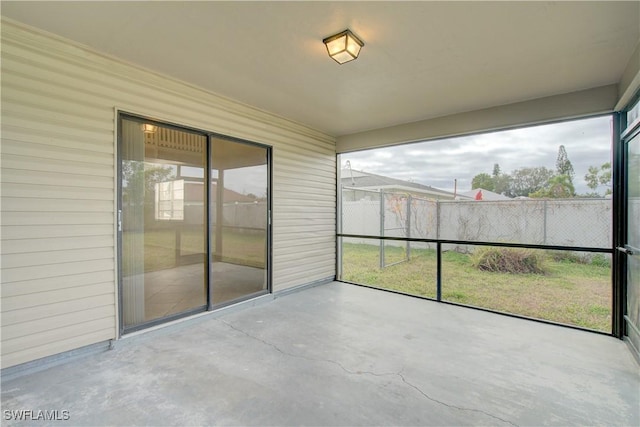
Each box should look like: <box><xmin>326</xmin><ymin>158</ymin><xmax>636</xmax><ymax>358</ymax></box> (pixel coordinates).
<box><xmin>555</xmin><ymin>145</ymin><xmax>575</xmax><ymax>183</ymax></box>
<box><xmin>122</xmin><ymin>161</ymin><xmax>175</xmax><ymax>205</ymax></box>
<box><xmin>493</xmin><ymin>174</ymin><xmax>511</xmax><ymax>196</ymax></box>
<box><xmin>471</xmin><ymin>173</ymin><xmax>494</xmax><ymax>191</ymax></box>
<box><xmin>584</xmin><ymin>162</ymin><xmax>612</xmax><ymax>196</ymax></box>
<box><xmin>508</xmin><ymin>166</ymin><xmax>554</xmax><ymax>197</ymax></box>
<box><xmin>530</xmin><ymin>174</ymin><xmax>575</xmax><ymax>198</ymax></box>
<box><xmin>490</xmin><ymin>163</ymin><xmax>511</xmax><ymax>195</ymax></box>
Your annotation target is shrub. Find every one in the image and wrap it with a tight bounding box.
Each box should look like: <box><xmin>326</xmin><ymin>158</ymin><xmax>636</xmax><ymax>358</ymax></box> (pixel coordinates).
<box><xmin>548</xmin><ymin>250</ymin><xmax>587</xmax><ymax>264</ymax></box>
<box><xmin>590</xmin><ymin>253</ymin><xmax>611</xmax><ymax>268</ymax></box>
<box><xmin>472</xmin><ymin>247</ymin><xmax>548</xmax><ymax>274</ymax></box>
<box><xmin>547</xmin><ymin>250</ymin><xmax>610</xmax><ymax>267</ymax></box>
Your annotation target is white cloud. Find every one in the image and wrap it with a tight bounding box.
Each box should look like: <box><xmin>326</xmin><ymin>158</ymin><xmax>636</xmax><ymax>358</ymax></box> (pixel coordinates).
<box><xmin>341</xmin><ymin>115</ymin><xmax>612</xmax><ymax>194</ymax></box>
<box><xmin>225</xmin><ymin>165</ymin><xmax>267</xmax><ymax>197</ymax></box>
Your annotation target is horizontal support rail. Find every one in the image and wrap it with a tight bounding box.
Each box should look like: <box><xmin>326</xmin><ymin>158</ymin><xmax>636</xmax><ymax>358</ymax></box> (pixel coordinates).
<box><xmin>624</xmin><ymin>315</ymin><xmax>640</xmax><ymax>337</ymax></box>
<box><xmin>340</xmin><ymin>279</ymin><xmax>612</xmax><ymax>336</ymax></box>
<box><xmin>337</xmin><ymin>233</ymin><xmax>613</xmax><ymax>253</ymax></box>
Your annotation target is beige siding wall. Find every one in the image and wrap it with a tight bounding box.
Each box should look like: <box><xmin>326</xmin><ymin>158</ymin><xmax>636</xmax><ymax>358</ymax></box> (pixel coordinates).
<box><xmin>0</xmin><ymin>20</ymin><xmax>336</xmax><ymax>369</ymax></box>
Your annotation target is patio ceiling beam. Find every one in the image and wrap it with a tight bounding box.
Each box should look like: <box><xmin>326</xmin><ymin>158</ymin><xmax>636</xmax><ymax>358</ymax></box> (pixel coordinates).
<box><xmin>336</xmin><ymin>85</ymin><xmax>618</xmax><ymax>153</ymax></box>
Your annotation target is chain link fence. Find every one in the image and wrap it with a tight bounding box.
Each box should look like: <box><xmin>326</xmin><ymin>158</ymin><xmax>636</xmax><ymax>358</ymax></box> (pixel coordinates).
<box><xmin>342</xmin><ymin>186</ymin><xmax>612</xmax><ymax>262</ymax></box>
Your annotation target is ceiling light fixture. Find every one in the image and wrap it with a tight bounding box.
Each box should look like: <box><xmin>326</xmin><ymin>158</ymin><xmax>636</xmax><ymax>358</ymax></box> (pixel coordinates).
<box><xmin>323</xmin><ymin>29</ymin><xmax>364</xmax><ymax>64</ymax></box>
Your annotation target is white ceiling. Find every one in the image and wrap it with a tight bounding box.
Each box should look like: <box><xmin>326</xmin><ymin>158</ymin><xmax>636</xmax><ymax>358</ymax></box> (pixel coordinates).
<box><xmin>2</xmin><ymin>1</ymin><xmax>639</xmax><ymax>137</ymax></box>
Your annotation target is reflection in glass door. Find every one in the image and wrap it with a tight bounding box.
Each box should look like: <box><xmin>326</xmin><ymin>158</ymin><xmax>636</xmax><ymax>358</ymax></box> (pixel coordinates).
<box><xmin>119</xmin><ymin>115</ymin><xmax>270</xmax><ymax>332</ymax></box>
<box><xmin>120</xmin><ymin>118</ymin><xmax>207</xmax><ymax>330</ymax></box>
<box><xmin>210</xmin><ymin>137</ymin><xmax>269</xmax><ymax>305</ymax></box>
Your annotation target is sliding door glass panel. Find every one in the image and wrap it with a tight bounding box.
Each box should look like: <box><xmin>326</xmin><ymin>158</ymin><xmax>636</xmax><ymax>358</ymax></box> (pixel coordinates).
<box><xmin>626</xmin><ymin>131</ymin><xmax>640</xmax><ymax>350</ymax></box>
<box><xmin>210</xmin><ymin>137</ymin><xmax>268</xmax><ymax>305</ymax></box>
<box><xmin>121</xmin><ymin>118</ymin><xmax>207</xmax><ymax>328</ymax></box>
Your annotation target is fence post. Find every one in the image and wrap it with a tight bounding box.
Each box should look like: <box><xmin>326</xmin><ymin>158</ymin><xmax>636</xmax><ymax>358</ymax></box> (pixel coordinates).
<box><xmin>406</xmin><ymin>194</ymin><xmax>412</xmax><ymax>261</ymax></box>
<box><xmin>380</xmin><ymin>190</ymin><xmax>385</xmax><ymax>269</ymax></box>
<box><xmin>436</xmin><ymin>199</ymin><xmax>441</xmax><ymax>240</ymax></box>
<box><xmin>436</xmin><ymin>242</ymin><xmax>442</xmax><ymax>301</ymax></box>
<box><xmin>543</xmin><ymin>199</ymin><xmax>548</xmax><ymax>245</ymax></box>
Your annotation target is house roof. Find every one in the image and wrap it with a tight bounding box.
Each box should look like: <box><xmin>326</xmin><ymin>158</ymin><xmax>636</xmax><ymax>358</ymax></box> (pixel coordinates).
<box><xmin>341</xmin><ymin>169</ymin><xmax>455</xmax><ymax>199</ymax></box>
<box><xmin>1</xmin><ymin>2</ymin><xmax>637</xmax><ymax>137</ymax></box>
<box><xmin>183</xmin><ymin>181</ymin><xmax>258</xmax><ymax>203</ymax></box>
<box><xmin>458</xmin><ymin>188</ymin><xmax>511</xmax><ymax>201</ymax></box>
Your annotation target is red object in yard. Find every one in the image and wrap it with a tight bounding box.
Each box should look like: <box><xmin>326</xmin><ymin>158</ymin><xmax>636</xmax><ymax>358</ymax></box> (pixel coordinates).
<box><xmin>475</xmin><ymin>190</ymin><xmax>483</xmax><ymax>200</ymax></box>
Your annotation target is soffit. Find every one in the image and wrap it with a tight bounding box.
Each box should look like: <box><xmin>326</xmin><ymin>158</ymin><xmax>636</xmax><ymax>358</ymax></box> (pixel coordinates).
<box><xmin>2</xmin><ymin>1</ymin><xmax>638</xmax><ymax>136</ymax></box>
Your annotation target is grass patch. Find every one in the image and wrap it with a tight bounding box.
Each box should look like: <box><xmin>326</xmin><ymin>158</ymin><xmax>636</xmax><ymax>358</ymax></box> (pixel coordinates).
<box><xmin>342</xmin><ymin>244</ymin><xmax>437</xmax><ymax>298</ymax></box>
<box><xmin>341</xmin><ymin>242</ymin><xmax>611</xmax><ymax>332</ymax></box>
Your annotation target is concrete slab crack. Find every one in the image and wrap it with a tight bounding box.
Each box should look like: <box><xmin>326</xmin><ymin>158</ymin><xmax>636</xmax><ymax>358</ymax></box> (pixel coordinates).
<box><xmin>396</xmin><ymin>371</ymin><xmax>519</xmax><ymax>427</ymax></box>
<box><xmin>221</xmin><ymin>320</ymin><xmax>396</xmax><ymax>378</ymax></box>
<box><xmin>221</xmin><ymin>320</ymin><xmax>519</xmax><ymax>427</ymax></box>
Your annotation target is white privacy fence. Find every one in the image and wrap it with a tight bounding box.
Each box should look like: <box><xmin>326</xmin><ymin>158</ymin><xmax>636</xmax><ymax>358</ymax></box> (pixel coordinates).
<box><xmin>123</xmin><ymin>200</ymin><xmax>268</xmax><ymax>231</ymax></box>
<box><xmin>220</xmin><ymin>201</ymin><xmax>267</xmax><ymax>229</ymax></box>
<box><xmin>342</xmin><ymin>188</ymin><xmax>611</xmax><ymax>249</ymax></box>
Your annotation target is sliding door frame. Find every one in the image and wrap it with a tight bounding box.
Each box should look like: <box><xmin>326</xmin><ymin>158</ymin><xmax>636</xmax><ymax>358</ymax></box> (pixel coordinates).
<box><xmin>207</xmin><ymin>133</ymin><xmax>273</xmax><ymax>310</ymax></box>
<box><xmin>116</xmin><ymin>111</ymin><xmax>272</xmax><ymax>335</ymax></box>
<box><xmin>617</xmin><ymin>92</ymin><xmax>640</xmax><ymax>348</ymax></box>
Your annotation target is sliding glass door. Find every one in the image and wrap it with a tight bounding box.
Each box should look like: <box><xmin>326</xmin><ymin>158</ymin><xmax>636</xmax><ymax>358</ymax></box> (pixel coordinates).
<box><xmin>119</xmin><ymin>115</ymin><xmax>270</xmax><ymax>332</ymax></box>
<box><xmin>621</xmin><ymin>102</ymin><xmax>640</xmax><ymax>352</ymax></box>
<box><xmin>210</xmin><ymin>137</ymin><xmax>269</xmax><ymax>305</ymax></box>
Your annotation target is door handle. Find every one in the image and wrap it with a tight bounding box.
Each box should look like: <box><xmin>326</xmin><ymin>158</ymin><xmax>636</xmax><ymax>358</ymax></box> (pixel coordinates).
<box><xmin>616</xmin><ymin>246</ymin><xmax>635</xmax><ymax>256</ymax></box>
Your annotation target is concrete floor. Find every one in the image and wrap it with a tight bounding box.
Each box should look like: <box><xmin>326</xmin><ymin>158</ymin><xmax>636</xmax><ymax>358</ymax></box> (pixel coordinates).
<box><xmin>2</xmin><ymin>282</ymin><xmax>639</xmax><ymax>426</ymax></box>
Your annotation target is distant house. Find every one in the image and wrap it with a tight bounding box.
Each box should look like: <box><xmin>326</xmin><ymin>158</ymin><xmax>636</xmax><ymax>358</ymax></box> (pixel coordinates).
<box><xmin>155</xmin><ymin>179</ymin><xmax>256</xmax><ymax>224</ymax></box>
<box><xmin>457</xmin><ymin>188</ymin><xmax>511</xmax><ymax>201</ymax></box>
<box><xmin>341</xmin><ymin>168</ymin><xmax>461</xmax><ymax>201</ymax></box>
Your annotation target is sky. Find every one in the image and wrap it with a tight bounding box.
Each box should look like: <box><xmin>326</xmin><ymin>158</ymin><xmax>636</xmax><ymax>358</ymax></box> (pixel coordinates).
<box><xmin>223</xmin><ymin>165</ymin><xmax>268</xmax><ymax>198</ymax></box>
<box><xmin>340</xmin><ymin>115</ymin><xmax>613</xmax><ymax>195</ymax></box>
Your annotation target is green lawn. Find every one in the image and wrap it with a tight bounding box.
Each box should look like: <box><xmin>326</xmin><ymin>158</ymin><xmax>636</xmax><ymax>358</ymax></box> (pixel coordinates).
<box><xmin>341</xmin><ymin>243</ymin><xmax>612</xmax><ymax>332</ymax></box>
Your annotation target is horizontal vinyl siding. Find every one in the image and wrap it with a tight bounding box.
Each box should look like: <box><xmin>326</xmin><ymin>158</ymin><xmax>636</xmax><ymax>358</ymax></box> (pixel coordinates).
<box><xmin>1</xmin><ymin>20</ymin><xmax>336</xmax><ymax>368</ymax></box>
<box><xmin>2</xmin><ymin>271</ymin><xmax>115</xmax><ymax>300</ymax></box>
<box><xmin>272</xmin><ymin>156</ymin><xmax>336</xmax><ymax>287</ymax></box>
<box><xmin>1</xmin><ymin>55</ymin><xmax>117</xmax><ymax>371</ymax></box>
<box><xmin>1</xmin><ymin>326</ymin><xmax>116</xmax><ymax>370</ymax></box>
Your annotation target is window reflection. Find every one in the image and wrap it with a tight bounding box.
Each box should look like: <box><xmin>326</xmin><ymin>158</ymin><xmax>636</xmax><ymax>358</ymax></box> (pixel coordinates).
<box><xmin>121</xmin><ymin>119</ymin><xmax>207</xmax><ymax>328</ymax></box>
<box><xmin>210</xmin><ymin>137</ymin><xmax>268</xmax><ymax>305</ymax></box>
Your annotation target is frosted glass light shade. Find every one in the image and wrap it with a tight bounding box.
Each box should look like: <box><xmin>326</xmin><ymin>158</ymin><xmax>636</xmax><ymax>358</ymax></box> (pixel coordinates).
<box><xmin>323</xmin><ymin>29</ymin><xmax>364</xmax><ymax>64</ymax></box>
